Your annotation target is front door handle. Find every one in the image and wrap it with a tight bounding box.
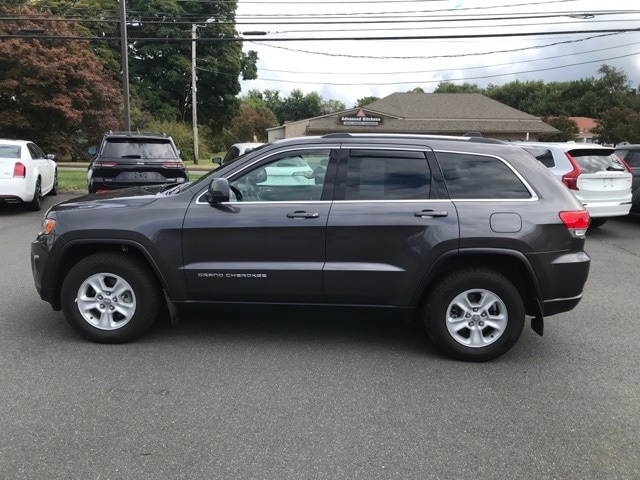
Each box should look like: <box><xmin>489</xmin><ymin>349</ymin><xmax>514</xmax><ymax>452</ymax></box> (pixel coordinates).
<box><xmin>414</xmin><ymin>210</ymin><xmax>448</xmax><ymax>218</ymax></box>
<box><xmin>287</xmin><ymin>211</ymin><xmax>320</xmax><ymax>219</ymax></box>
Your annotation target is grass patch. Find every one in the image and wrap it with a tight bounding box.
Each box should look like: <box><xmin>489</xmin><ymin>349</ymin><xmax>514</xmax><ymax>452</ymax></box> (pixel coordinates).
<box><xmin>58</xmin><ymin>169</ymin><xmax>206</xmax><ymax>192</ymax></box>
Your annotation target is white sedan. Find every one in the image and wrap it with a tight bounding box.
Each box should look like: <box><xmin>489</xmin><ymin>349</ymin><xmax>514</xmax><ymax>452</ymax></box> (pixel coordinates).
<box><xmin>0</xmin><ymin>139</ymin><xmax>58</xmax><ymax>211</ymax></box>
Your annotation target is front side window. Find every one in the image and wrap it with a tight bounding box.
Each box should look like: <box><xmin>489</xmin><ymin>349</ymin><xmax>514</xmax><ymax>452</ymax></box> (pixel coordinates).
<box><xmin>229</xmin><ymin>150</ymin><xmax>330</xmax><ymax>202</ymax></box>
<box><xmin>437</xmin><ymin>152</ymin><xmax>531</xmax><ymax>199</ymax></box>
<box><xmin>344</xmin><ymin>149</ymin><xmax>431</xmax><ymax>200</ymax></box>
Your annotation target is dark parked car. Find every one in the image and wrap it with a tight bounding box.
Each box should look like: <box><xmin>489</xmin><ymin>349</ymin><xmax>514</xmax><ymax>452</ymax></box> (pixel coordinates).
<box><xmin>614</xmin><ymin>144</ymin><xmax>640</xmax><ymax>213</ymax></box>
<box><xmin>32</xmin><ymin>133</ymin><xmax>591</xmax><ymax>361</ymax></box>
<box><xmin>87</xmin><ymin>132</ymin><xmax>188</xmax><ymax>193</ymax></box>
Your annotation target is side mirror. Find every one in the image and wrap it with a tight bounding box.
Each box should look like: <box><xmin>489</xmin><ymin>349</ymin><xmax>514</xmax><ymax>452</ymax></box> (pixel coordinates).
<box><xmin>46</xmin><ymin>154</ymin><xmax>57</xmax><ymax>161</ymax></box>
<box><xmin>205</xmin><ymin>178</ymin><xmax>230</xmax><ymax>204</ymax></box>
<box><xmin>213</xmin><ymin>157</ymin><xmax>222</xmax><ymax>165</ymax></box>
<box><xmin>87</xmin><ymin>146</ymin><xmax>97</xmax><ymax>155</ymax></box>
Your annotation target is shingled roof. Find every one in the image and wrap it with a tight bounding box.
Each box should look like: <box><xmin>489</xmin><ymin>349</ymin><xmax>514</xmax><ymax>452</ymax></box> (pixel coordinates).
<box><xmin>267</xmin><ymin>92</ymin><xmax>557</xmax><ymax>141</ymax></box>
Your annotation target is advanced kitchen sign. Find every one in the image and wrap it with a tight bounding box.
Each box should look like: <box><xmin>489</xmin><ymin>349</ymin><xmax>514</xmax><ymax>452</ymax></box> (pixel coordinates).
<box><xmin>340</xmin><ymin>109</ymin><xmax>383</xmax><ymax>126</ymax></box>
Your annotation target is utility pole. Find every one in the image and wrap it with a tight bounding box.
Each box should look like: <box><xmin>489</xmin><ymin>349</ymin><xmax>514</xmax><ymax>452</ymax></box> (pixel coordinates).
<box><xmin>119</xmin><ymin>0</ymin><xmax>131</xmax><ymax>131</ymax></box>
<box><xmin>191</xmin><ymin>24</ymin><xmax>199</xmax><ymax>165</ymax></box>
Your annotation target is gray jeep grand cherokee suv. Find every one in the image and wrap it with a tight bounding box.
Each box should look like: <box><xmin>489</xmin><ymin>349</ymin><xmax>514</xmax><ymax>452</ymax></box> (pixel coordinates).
<box><xmin>31</xmin><ymin>134</ymin><xmax>591</xmax><ymax>361</ymax></box>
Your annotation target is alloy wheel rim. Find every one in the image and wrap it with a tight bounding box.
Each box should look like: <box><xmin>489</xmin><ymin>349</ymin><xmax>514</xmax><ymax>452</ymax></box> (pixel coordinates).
<box><xmin>75</xmin><ymin>273</ymin><xmax>136</xmax><ymax>330</ymax></box>
<box><xmin>445</xmin><ymin>288</ymin><xmax>508</xmax><ymax>347</ymax></box>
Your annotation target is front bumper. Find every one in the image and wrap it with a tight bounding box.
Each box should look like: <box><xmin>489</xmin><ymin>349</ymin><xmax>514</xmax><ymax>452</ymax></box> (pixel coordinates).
<box><xmin>31</xmin><ymin>234</ymin><xmax>64</xmax><ymax>310</ymax></box>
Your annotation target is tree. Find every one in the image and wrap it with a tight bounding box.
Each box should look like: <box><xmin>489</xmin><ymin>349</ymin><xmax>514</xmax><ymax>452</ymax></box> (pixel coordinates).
<box><xmin>228</xmin><ymin>97</ymin><xmax>278</xmax><ymax>143</ymax></box>
<box><xmin>355</xmin><ymin>96</ymin><xmax>380</xmax><ymax>108</ymax></box>
<box><xmin>321</xmin><ymin>99</ymin><xmax>346</xmax><ymax>114</ymax></box>
<box><xmin>539</xmin><ymin>116</ymin><xmax>579</xmax><ymax>142</ymax></box>
<box><xmin>0</xmin><ymin>5</ymin><xmax>122</xmax><ymax>158</ymax></box>
<box><xmin>31</xmin><ymin>0</ymin><xmax>259</xmax><ymax>133</ymax></box>
<box><xmin>434</xmin><ymin>82</ymin><xmax>483</xmax><ymax>93</ymax></box>
<box><xmin>593</xmin><ymin>107</ymin><xmax>640</xmax><ymax>145</ymax></box>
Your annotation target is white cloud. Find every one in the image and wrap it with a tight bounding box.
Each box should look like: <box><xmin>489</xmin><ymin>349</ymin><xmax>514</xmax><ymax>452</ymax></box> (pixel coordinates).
<box><xmin>237</xmin><ymin>0</ymin><xmax>640</xmax><ymax>106</ymax></box>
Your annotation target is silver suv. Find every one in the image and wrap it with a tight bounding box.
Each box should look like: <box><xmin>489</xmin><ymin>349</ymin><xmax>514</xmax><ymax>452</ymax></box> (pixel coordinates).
<box><xmin>515</xmin><ymin>142</ymin><xmax>632</xmax><ymax>227</ymax></box>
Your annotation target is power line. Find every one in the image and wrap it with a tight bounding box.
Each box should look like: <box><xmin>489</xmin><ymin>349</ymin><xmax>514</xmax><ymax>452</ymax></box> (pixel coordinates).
<box><xmin>248</xmin><ymin>32</ymin><xmax>627</xmax><ymax>59</ymax></box>
<box><xmin>251</xmin><ymin>40</ymin><xmax>640</xmax><ymax>75</ymax></box>
<box><xmin>4</xmin><ymin>9</ymin><xmax>638</xmax><ymax>24</ymax></box>
<box><xmin>250</xmin><ymin>50</ymin><xmax>640</xmax><ymax>86</ymax></box>
<box><xmin>2</xmin><ymin>27</ymin><xmax>639</xmax><ymax>42</ymax></box>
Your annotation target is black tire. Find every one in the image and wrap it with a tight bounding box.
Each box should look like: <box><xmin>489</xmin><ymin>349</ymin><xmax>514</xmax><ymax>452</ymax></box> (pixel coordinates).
<box><xmin>589</xmin><ymin>217</ymin><xmax>607</xmax><ymax>228</ymax></box>
<box><xmin>60</xmin><ymin>252</ymin><xmax>161</xmax><ymax>343</ymax></box>
<box><xmin>424</xmin><ymin>268</ymin><xmax>525</xmax><ymax>362</ymax></box>
<box><xmin>28</xmin><ymin>178</ymin><xmax>42</xmax><ymax>211</ymax></box>
<box><xmin>48</xmin><ymin>170</ymin><xmax>58</xmax><ymax>196</ymax></box>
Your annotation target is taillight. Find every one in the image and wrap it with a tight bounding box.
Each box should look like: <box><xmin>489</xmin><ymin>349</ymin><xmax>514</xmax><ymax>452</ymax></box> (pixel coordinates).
<box><xmin>13</xmin><ymin>162</ymin><xmax>26</xmax><ymax>178</ymax></box>
<box><xmin>162</xmin><ymin>162</ymin><xmax>183</xmax><ymax>168</ymax></box>
<box><xmin>559</xmin><ymin>210</ymin><xmax>590</xmax><ymax>236</ymax></box>
<box><xmin>561</xmin><ymin>153</ymin><xmax>581</xmax><ymax>190</ymax></box>
<box><xmin>94</xmin><ymin>161</ymin><xmax>118</xmax><ymax>167</ymax></box>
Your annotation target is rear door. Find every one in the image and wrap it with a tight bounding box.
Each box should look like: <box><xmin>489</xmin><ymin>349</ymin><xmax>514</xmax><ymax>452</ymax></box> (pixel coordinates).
<box><xmin>324</xmin><ymin>145</ymin><xmax>459</xmax><ymax>307</ymax></box>
<box><xmin>182</xmin><ymin>146</ymin><xmax>338</xmax><ymax>303</ymax></box>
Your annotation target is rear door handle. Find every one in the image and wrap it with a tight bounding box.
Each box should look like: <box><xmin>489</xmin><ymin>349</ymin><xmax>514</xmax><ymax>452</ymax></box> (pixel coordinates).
<box><xmin>287</xmin><ymin>211</ymin><xmax>320</xmax><ymax>219</ymax></box>
<box><xmin>414</xmin><ymin>210</ymin><xmax>448</xmax><ymax>218</ymax></box>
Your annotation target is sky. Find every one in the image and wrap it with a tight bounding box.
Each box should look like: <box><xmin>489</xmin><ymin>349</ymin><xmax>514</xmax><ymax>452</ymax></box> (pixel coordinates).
<box><xmin>236</xmin><ymin>0</ymin><xmax>640</xmax><ymax>108</ymax></box>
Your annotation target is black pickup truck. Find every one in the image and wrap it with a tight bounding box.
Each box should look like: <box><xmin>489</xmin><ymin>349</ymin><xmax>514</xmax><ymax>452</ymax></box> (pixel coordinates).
<box><xmin>31</xmin><ymin>134</ymin><xmax>591</xmax><ymax>361</ymax></box>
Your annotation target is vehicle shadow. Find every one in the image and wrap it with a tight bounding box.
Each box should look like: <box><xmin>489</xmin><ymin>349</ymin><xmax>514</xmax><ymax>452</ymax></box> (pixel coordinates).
<box><xmin>147</xmin><ymin>306</ymin><xmax>435</xmax><ymax>357</ymax></box>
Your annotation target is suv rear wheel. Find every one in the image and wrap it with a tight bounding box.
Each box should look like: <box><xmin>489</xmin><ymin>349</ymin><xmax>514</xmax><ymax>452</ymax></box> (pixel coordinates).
<box><xmin>61</xmin><ymin>252</ymin><xmax>161</xmax><ymax>343</ymax></box>
<box><xmin>424</xmin><ymin>268</ymin><xmax>525</xmax><ymax>361</ymax></box>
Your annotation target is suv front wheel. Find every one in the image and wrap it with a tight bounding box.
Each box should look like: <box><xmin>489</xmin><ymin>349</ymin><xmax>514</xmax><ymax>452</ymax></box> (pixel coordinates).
<box><xmin>61</xmin><ymin>252</ymin><xmax>161</xmax><ymax>343</ymax></box>
<box><xmin>424</xmin><ymin>268</ymin><xmax>525</xmax><ymax>361</ymax></box>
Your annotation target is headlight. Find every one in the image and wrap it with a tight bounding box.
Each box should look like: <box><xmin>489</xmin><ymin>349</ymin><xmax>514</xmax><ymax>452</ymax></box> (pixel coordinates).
<box><xmin>40</xmin><ymin>218</ymin><xmax>56</xmax><ymax>235</ymax></box>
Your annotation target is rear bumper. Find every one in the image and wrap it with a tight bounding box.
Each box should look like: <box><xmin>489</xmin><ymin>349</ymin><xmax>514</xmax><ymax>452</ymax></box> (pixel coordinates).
<box><xmin>0</xmin><ymin>179</ymin><xmax>31</xmax><ymax>202</ymax></box>
<box><xmin>528</xmin><ymin>250</ymin><xmax>591</xmax><ymax>316</ymax></box>
<box><xmin>581</xmin><ymin>201</ymin><xmax>631</xmax><ymax>218</ymax></box>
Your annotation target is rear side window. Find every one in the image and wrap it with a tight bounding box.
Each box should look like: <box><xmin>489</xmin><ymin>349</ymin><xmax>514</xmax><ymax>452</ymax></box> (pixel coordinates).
<box><xmin>522</xmin><ymin>147</ymin><xmax>555</xmax><ymax>168</ymax></box>
<box><xmin>0</xmin><ymin>145</ymin><xmax>21</xmax><ymax>158</ymax></box>
<box><xmin>345</xmin><ymin>149</ymin><xmax>431</xmax><ymax>200</ymax></box>
<box><xmin>437</xmin><ymin>152</ymin><xmax>531</xmax><ymax>199</ymax></box>
<box><xmin>102</xmin><ymin>138</ymin><xmax>177</xmax><ymax>159</ymax></box>
<box><xmin>568</xmin><ymin>149</ymin><xmax>626</xmax><ymax>173</ymax></box>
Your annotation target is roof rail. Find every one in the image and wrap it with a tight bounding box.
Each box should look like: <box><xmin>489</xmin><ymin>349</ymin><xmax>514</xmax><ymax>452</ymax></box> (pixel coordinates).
<box><xmin>320</xmin><ymin>132</ymin><xmax>505</xmax><ymax>144</ymax></box>
<box><xmin>104</xmin><ymin>131</ymin><xmax>169</xmax><ymax>137</ymax></box>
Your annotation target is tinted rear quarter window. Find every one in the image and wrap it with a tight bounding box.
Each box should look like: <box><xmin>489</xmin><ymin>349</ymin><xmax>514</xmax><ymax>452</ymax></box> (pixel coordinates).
<box><xmin>522</xmin><ymin>147</ymin><xmax>555</xmax><ymax>168</ymax></box>
<box><xmin>345</xmin><ymin>149</ymin><xmax>431</xmax><ymax>200</ymax></box>
<box><xmin>437</xmin><ymin>152</ymin><xmax>531</xmax><ymax>199</ymax></box>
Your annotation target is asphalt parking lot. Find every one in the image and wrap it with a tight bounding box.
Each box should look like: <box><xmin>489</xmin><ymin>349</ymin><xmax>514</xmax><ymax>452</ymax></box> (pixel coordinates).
<box><xmin>1</xmin><ymin>194</ymin><xmax>639</xmax><ymax>479</ymax></box>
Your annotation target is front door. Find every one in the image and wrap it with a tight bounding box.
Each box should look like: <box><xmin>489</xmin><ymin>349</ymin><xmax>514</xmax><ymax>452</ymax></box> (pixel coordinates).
<box><xmin>182</xmin><ymin>147</ymin><xmax>338</xmax><ymax>303</ymax></box>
